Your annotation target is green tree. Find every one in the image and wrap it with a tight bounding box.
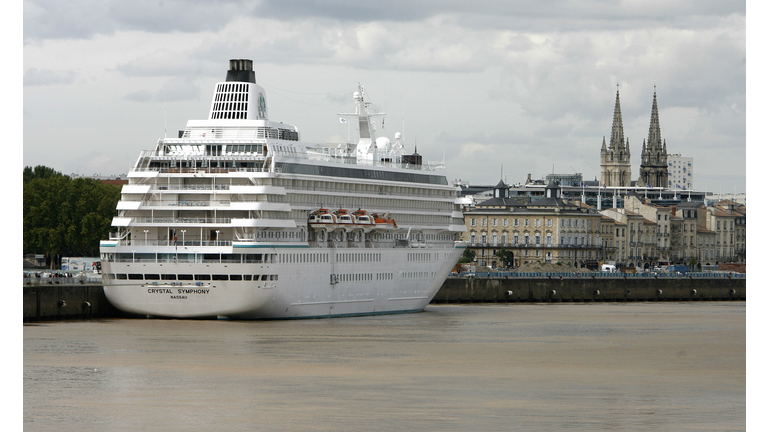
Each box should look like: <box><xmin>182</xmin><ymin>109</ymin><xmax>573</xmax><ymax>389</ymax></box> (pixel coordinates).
<box><xmin>458</xmin><ymin>248</ymin><xmax>476</xmax><ymax>264</ymax></box>
<box><xmin>688</xmin><ymin>256</ymin><xmax>698</xmax><ymax>269</ymax></box>
<box><xmin>495</xmin><ymin>248</ymin><xmax>514</xmax><ymax>268</ymax></box>
<box><xmin>24</xmin><ymin>167</ymin><xmax>121</xmax><ymax>259</ymax></box>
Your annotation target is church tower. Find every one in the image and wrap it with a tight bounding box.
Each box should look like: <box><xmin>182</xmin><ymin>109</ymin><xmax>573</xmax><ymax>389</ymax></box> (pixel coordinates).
<box><xmin>600</xmin><ymin>87</ymin><xmax>632</xmax><ymax>187</ymax></box>
<box><xmin>639</xmin><ymin>89</ymin><xmax>669</xmax><ymax>188</ymax></box>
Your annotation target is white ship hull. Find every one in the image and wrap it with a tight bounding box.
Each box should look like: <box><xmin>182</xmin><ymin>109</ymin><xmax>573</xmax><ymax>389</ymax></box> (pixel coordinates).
<box><xmin>99</xmin><ymin>59</ymin><xmax>468</xmax><ymax>320</ymax></box>
<box><xmin>102</xmin><ymin>246</ymin><xmax>463</xmax><ymax>319</ymax></box>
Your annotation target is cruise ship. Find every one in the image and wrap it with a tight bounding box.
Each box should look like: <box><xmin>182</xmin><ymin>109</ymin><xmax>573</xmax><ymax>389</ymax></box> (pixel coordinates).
<box><xmin>99</xmin><ymin>59</ymin><xmax>468</xmax><ymax>319</ymax></box>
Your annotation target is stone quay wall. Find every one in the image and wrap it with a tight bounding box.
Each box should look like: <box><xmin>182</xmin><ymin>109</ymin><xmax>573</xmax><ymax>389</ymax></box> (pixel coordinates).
<box><xmin>432</xmin><ymin>276</ymin><xmax>746</xmax><ymax>303</ymax></box>
<box><xmin>23</xmin><ymin>276</ymin><xmax>746</xmax><ymax>321</ymax></box>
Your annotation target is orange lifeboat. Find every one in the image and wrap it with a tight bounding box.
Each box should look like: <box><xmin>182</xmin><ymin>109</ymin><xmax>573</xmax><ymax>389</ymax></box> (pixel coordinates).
<box><xmin>334</xmin><ymin>209</ymin><xmax>354</xmax><ymax>224</ymax></box>
<box><xmin>352</xmin><ymin>209</ymin><xmax>374</xmax><ymax>225</ymax></box>
<box><xmin>308</xmin><ymin>208</ymin><xmax>336</xmax><ymax>226</ymax></box>
<box><xmin>372</xmin><ymin>213</ymin><xmax>397</xmax><ymax>229</ymax></box>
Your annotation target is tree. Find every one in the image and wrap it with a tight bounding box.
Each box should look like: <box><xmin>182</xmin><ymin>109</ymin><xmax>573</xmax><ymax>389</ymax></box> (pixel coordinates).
<box><xmin>495</xmin><ymin>248</ymin><xmax>514</xmax><ymax>268</ymax></box>
<box><xmin>458</xmin><ymin>248</ymin><xmax>476</xmax><ymax>264</ymax></box>
<box><xmin>24</xmin><ymin>166</ymin><xmax>121</xmax><ymax>259</ymax></box>
<box><xmin>687</xmin><ymin>256</ymin><xmax>698</xmax><ymax>269</ymax></box>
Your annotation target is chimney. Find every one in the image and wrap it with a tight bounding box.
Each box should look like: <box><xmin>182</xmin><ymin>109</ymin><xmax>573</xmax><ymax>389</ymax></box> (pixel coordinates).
<box><xmin>226</xmin><ymin>59</ymin><xmax>256</xmax><ymax>83</ymax></box>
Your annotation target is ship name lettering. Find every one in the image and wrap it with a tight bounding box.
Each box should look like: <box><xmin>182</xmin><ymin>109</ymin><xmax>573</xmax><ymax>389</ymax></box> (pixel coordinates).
<box><xmin>147</xmin><ymin>288</ymin><xmax>172</xmax><ymax>294</ymax></box>
<box><xmin>178</xmin><ymin>288</ymin><xmax>210</xmax><ymax>295</ymax></box>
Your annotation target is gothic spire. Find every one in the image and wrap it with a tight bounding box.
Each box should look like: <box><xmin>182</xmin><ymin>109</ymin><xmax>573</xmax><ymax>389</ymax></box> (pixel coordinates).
<box><xmin>647</xmin><ymin>89</ymin><xmax>662</xmax><ymax>151</ymax></box>
<box><xmin>610</xmin><ymin>86</ymin><xmax>625</xmax><ymax>151</ymax></box>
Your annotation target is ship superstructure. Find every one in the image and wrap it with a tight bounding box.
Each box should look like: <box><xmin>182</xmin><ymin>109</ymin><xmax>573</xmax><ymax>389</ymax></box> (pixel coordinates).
<box><xmin>99</xmin><ymin>59</ymin><xmax>468</xmax><ymax>319</ymax></box>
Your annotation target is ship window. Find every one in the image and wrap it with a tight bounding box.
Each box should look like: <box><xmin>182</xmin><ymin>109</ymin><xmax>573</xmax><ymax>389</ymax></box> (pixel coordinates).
<box><xmin>115</xmin><ymin>274</ymin><xmax>127</xmax><ymax>280</ymax></box>
<box><xmin>260</xmin><ymin>275</ymin><xmax>268</xmax><ymax>281</ymax></box>
<box><xmin>178</xmin><ymin>274</ymin><xmax>193</xmax><ymax>280</ymax></box>
<box><xmin>231</xmin><ymin>275</ymin><xmax>242</xmax><ymax>281</ymax></box>
<box><xmin>161</xmin><ymin>274</ymin><xmax>176</xmax><ymax>280</ymax></box>
<box><xmin>128</xmin><ymin>274</ymin><xmax>143</xmax><ymax>280</ymax></box>
<box><xmin>212</xmin><ymin>275</ymin><xmax>228</xmax><ymax>281</ymax></box>
<box><xmin>144</xmin><ymin>274</ymin><xmax>160</xmax><ymax>280</ymax></box>
<box><xmin>244</xmin><ymin>275</ymin><xmax>252</xmax><ymax>281</ymax></box>
<box><xmin>195</xmin><ymin>274</ymin><xmax>211</xmax><ymax>281</ymax></box>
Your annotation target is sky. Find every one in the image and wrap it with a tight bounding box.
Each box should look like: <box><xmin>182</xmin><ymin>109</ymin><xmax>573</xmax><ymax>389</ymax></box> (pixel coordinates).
<box><xmin>21</xmin><ymin>0</ymin><xmax>748</xmax><ymax>194</ymax></box>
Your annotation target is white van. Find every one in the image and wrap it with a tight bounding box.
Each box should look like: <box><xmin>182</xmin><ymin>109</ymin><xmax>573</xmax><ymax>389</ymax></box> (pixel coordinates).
<box><xmin>601</xmin><ymin>264</ymin><xmax>617</xmax><ymax>273</ymax></box>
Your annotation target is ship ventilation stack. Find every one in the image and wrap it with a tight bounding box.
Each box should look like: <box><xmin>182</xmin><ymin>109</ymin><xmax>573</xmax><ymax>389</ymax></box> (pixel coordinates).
<box><xmin>209</xmin><ymin>59</ymin><xmax>268</xmax><ymax>120</ymax></box>
<box><xmin>226</xmin><ymin>59</ymin><xmax>256</xmax><ymax>83</ymax></box>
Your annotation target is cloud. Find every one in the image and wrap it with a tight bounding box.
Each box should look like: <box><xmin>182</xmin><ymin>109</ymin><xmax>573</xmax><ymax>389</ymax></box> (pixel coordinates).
<box><xmin>24</xmin><ymin>68</ymin><xmax>78</xmax><ymax>86</ymax></box>
<box><xmin>23</xmin><ymin>0</ymin><xmax>246</xmax><ymax>42</ymax></box>
<box><xmin>123</xmin><ymin>77</ymin><xmax>200</xmax><ymax>102</ymax></box>
<box><xmin>21</xmin><ymin>0</ymin><xmax>747</xmax><ymax>194</ymax></box>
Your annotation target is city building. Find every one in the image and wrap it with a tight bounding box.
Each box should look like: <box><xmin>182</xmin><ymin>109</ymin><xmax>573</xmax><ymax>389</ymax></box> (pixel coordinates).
<box><xmin>624</xmin><ymin>194</ymin><xmax>674</xmax><ymax>264</ymax></box>
<box><xmin>698</xmin><ymin>200</ymin><xmax>746</xmax><ymax>263</ymax></box>
<box><xmin>458</xmin><ymin>179</ymin><xmax>745</xmax><ymax>270</ymax></box>
<box><xmin>668</xmin><ymin>154</ymin><xmax>693</xmax><ymax>190</ymax></box>
<box><xmin>598</xmin><ymin>208</ymin><xmax>656</xmax><ymax>269</ymax></box>
<box><xmin>462</xmin><ymin>180</ymin><xmax>604</xmax><ymax>268</ymax></box>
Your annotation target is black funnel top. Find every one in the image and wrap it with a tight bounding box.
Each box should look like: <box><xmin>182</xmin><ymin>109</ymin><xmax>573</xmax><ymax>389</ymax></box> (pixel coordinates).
<box><xmin>225</xmin><ymin>59</ymin><xmax>256</xmax><ymax>83</ymax></box>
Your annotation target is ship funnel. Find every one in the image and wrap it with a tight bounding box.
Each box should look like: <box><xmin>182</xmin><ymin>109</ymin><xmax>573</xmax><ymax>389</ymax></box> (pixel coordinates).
<box><xmin>226</xmin><ymin>59</ymin><xmax>256</xmax><ymax>83</ymax></box>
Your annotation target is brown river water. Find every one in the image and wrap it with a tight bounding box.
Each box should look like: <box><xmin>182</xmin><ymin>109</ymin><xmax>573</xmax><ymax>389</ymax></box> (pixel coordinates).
<box><xmin>23</xmin><ymin>302</ymin><xmax>745</xmax><ymax>431</ymax></box>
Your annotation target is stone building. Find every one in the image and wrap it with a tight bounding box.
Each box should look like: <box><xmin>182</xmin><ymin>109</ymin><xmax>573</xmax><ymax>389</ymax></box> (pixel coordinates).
<box><xmin>623</xmin><ymin>194</ymin><xmax>674</xmax><ymax>263</ymax></box>
<box><xmin>598</xmin><ymin>208</ymin><xmax>656</xmax><ymax>269</ymax></box>
<box><xmin>462</xmin><ymin>180</ymin><xmax>604</xmax><ymax>268</ymax></box>
<box><xmin>698</xmin><ymin>200</ymin><xmax>746</xmax><ymax>263</ymax></box>
<box><xmin>600</xmin><ymin>88</ymin><xmax>632</xmax><ymax>187</ymax></box>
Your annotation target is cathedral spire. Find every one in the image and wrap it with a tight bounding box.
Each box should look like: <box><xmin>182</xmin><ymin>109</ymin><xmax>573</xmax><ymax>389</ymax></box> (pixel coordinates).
<box><xmin>639</xmin><ymin>88</ymin><xmax>669</xmax><ymax>188</ymax></box>
<box><xmin>647</xmin><ymin>89</ymin><xmax>662</xmax><ymax>149</ymax></box>
<box><xmin>609</xmin><ymin>86</ymin><xmax>625</xmax><ymax>151</ymax></box>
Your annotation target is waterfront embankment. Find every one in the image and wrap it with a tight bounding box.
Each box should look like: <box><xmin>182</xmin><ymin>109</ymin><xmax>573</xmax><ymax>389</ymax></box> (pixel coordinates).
<box><xmin>434</xmin><ymin>274</ymin><xmax>745</xmax><ymax>303</ymax></box>
<box><xmin>23</xmin><ymin>274</ymin><xmax>745</xmax><ymax>321</ymax></box>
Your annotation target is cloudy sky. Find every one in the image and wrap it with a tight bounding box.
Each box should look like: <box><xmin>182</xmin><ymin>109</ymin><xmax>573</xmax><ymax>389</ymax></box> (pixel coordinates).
<box><xmin>22</xmin><ymin>0</ymin><xmax>747</xmax><ymax>194</ymax></box>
